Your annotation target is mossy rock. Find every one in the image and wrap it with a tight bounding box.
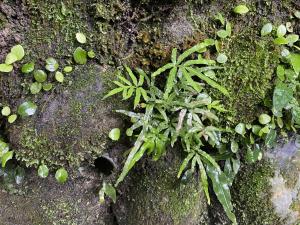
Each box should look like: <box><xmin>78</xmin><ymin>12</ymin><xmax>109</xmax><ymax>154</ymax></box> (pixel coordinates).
<box><xmin>232</xmin><ymin>137</ymin><xmax>300</xmax><ymax>225</ymax></box>
<box><xmin>113</xmin><ymin>149</ymin><xmax>208</xmax><ymax>225</ymax></box>
<box><xmin>8</xmin><ymin>64</ymin><xmax>124</xmax><ymax>168</ymax></box>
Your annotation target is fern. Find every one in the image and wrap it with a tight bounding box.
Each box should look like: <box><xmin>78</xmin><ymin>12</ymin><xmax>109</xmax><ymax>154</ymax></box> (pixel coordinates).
<box><xmin>104</xmin><ymin>40</ymin><xmax>238</xmax><ymax>224</ymax></box>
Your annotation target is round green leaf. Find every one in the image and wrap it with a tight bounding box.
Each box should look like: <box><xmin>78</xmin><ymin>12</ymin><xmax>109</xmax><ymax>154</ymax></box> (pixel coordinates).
<box><xmin>1</xmin><ymin>106</ymin><xmax>11</xmax><ymax>116</ymax></box>
<box><xmin>235</xmin><ymin>123</ymin><xmax>246</xmax><ymax>136</ymax></box>
<box><xmin>45</xmin><ymin>57</ymin><xmax>59</xmax><ymax>72</ymax></box>
<box><xmin>5</xmin><ymin>52</ymin><xmax>18</xmax><ymax>65</ymax></box>
<box><xmin>43</xmin><ymin>83</ymin><xmax>53</xmax><ymax>91</ymax></box>
<box><xmin>34</xmin><ymin>70</ymin><xmax>47</xmax><ymax>83</ymax></box>
<box><xmin>17</xmin><ymin>101</ymin><xmax>37</xmax><ymax>117</ymax></box>
<box><xmin>230</xmin><ymin>141</ymin><xmax>239</xmax><ymax>153</ymax></box>
<box><xmin>286</xmin><ymin>34</ymin><xmax>299</xmax><ymax>45</ymax></box>
<box><xmin>109</xmin><ymin>128</ymin><xmax>121</xmax><ymax>141</ymax></box>
<box><xmin>21</xmin><ymin>62</ymin><xmax>35</xmax><ymax>73</ymax></box>
<box><xmin>11</xmin><ymin>45</ymin><xmax>25</xmax><ymax>60</ymax></box>
<box><xmin>30</xmin><ymin>82</ymin><xmax>42</xmax><ymax>94</ymax></box>
<box><xmin>276</xmin><ymin>65</ymin><xmax>285</xmax><ymax>81</ymax></box>
<box><xmin>0</xmin><ymin>140</ymin><xmax>9</xmax><ymax>156</ymax></box>
<box><xmin>277</xmin><ymin>24</ymin><xmax>287</xmax><ymax>37</ymax></box>
<box><xmin>55</xmin><ymin>168</ymin><xmax>68</xmax><ymax>184</ymax></box>
<box><xmin>63</xmin><ymin>66</ymin><xmax>73</xmax><ymax>73</ymax></box>
<box><xmin>274</xmin><ymin>37</ymin><xmax>288</xmax><ymax>45</ymax></box>
<box><xmin>217</xmin><ymin>53</ymin><xmax>228</xmax><ymax>64</ymax></box>
<box><xmin>259</xmin><ymin>114</ymin><xmax>271</xmax><ymax>125</ymax></box>
<box><xmin>38</xmin><ymin>165</ymin><xmax>49</xmax><ymax>178</ymax></box>
<box><xmin>217</xmin><ymin>30</ymin><xmax>228</xmax><ymax>39</ymax></box>
<box><xmin>281</xmin><ymin>48</ymin><xmax>290</xmax><ymax>57</ymax></box>
<box><xmin>88</xmin><ymin>50</ymin><xmax>96</xmax><ymax>58</ymax></box>
<box><xmin>2</xmin><ymin>151</ymin><xmax>13</xmax><ymax>168</ymax></box>
<box><xmin>261</xmin><ymin>23</ymin><xmax>272</xmax><ymax>36</ymax></box>
<box><xmin>295</xmin><ymin>10</ymin><xmax>300</xmax><ymax>19</ymax></box>
<box><xmin>233</xmin><ymin>5</ymin><xmax>249</xmax><ymax>14</ymax></box>
<box><xmin>55</xmin><ymin>71</ymin><xmax>64</xmax><ymax>83</ymax></box>
<box><xmin>76</xmin><ymin>32</ymin><xmax>87</xmax><ymax>44</ymax></box>
<box><xmin>0</xmin><ymin>64</ymin><xmax>13</xmax><ymax>73</ymax></box>
<box><xmin>73</xmin><ymin>47</ymin><xmax>87</xmax><ymax>65</ymax></box>
<box><xmin>8</xmin><ymin>114</ymin><xmax>17</xmax><ymax>124</ymax></box>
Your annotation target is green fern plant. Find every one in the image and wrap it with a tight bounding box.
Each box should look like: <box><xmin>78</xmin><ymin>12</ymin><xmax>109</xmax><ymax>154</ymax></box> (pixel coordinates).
<box><xmin>105</xmin><ymin>39</ymin><xmax>238</xmax><ymax>224</ymax></box>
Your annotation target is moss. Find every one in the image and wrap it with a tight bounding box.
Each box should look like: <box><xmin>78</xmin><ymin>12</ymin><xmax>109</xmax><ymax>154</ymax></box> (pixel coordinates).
<box><xmin>214</xmin><ymin>31</ymin><xmax>280</xmax><ymax>124</ymax></box>
<box><xmin>232</xmin><ymin>161</ymin><xmax>283</xmax><ymax>225</ymax></box>
<box><xmin>11</xmin><ymin>64</ymin><xmax>123</xmax><ymax>168</ymax></box>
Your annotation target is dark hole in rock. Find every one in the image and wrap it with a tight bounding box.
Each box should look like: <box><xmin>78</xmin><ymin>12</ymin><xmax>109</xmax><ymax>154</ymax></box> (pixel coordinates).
<box><xmin>94</xmin><ymin>156</ymin><xmax>115</xmax><ymax>176</ymax></box>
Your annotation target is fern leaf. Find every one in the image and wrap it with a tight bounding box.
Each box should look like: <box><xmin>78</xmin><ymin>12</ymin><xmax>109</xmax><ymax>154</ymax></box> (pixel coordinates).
<box><xmin>125</xmin><ymin>65</ymin><xmax>138</xmax><ymax>86</ymax></box>
<box><xmin>115</xmin><ymin>132</ymin><xmax>145</xmax><ymax>186</ymax></box>
<box><xmin>183</xmin><ymin>58</ymin><xmax>216</xmax><ymax>67</ymax></box>
<box><xmin>171</xmin><ymin>48</ymin><xmax>177</xmax><ymax>64</ymax></box>
<box><xmin>151</xmin><ymin>63</ymin><xmax>174</xmax><ymax>77</ymax></box>
<box><xmin>163</xmin><ymin>67</ymin><xmax>178</xmax><ymax>99</ymax></box>
<box><xmin>118</xmin><ymin>75</ymin><xmax>132</xmax><ymax>86</ymax></box>
<box><xmin>197</xmin><ymin>149</ymin><xmax>221</xmax><ymax>172</ymax></box>
<box><xmin>196</xmin><ymin>155</ymin><xmax>210</xmax><ymax>205</ymax></box>
<box><xmin>180</xmin><ymin>67</ymin><xmax>202</xmax><ymax>92</ymax></box>
<box><xmin>177</xmin><ymin>42</ymin><xmax>210</xmax><ymax>65</ymax></box>
<box><xmin>123</xmin><ymin>87</ymin><xmax>135</xmax><ymax>100</ymax></box>
<box><xmin>177</xmin><ymin>153</ymin><xmax>194</xmax><ymax>178</ymax></box>
<box><xmin>140</xmin><ymin>88</ymin><xmax>149</xmax><ymax>102</ymax></box>
<box><xmin>187</xmin><ymin>67</ymin><xmax>229</xmax><ymax>96</ymax></box>
<box><xmin>102</xmin><ymin>87</ymin><xmax>124</xmax><ymax>100</ymax></box>
<box><xmin>206</xmin><ymin>164</ymin><xmax>237</xmax><ymax>224</ymax></box>
<box><xmin>134</xmin><ymin>87</ymin><xmax>142</xmax><ymax>109</ymax></box>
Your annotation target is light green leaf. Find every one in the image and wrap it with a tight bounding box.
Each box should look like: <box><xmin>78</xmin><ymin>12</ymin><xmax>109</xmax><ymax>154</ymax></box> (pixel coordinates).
<box><xmin>22</xmin><ymin>62</ymin><xmax>35</xmax><ymax>73</ymax></box>
<box><xmin>109</xmin><ymin>128</ymin><xmax>121</xmax><ymax>141</ymax></box>
<box><xmin>171</xmin><ymin>48</ymin><xmax>177</xmax><ymax>64</ymax></box>
<box><xmin>258</xmin><ymin>114</ymin><xmax>271</xmax><ymax>125</ymax></box>
<box><xmin>99</xmin><ymin>182</ymin><xmax>117</xmax><ymax>204</ymax></box>
<box><xmin>1</xmin><ymin>106</ymin><xmax>11</xmax><ymax>116</ymax></box>
<box><xmin>63</xmin><ymin>66</ymin><xmax>73</xmax><ymax>73</ymax></box>
<box><xmin>265</xmin><ymin>129</ymin><xmax>277</xmax><ymax>148</ymax></box>
<box><xmin>76</xmin><ymin>32</ymin><xmax>87</xmax><ymax>44</ymax></box>
<box><xmin>151</xmin><ymin>63</ymin><xmax>174</xmax><ymax>77</ymax></box>
<box><xmin>38</xmin><ymin>165</ymin><xmax>49</xmax><ymax>178</ymax></box>
<box><xmin>290</xmin><ymin>53</ymin><xmax>300</xmax><ymax>75</ymax></box>
<box><xmin>2</xmin><ymin>151</ymin><xmax>13</xmax><ymax>167</ymax></box>
<box><xmin>43</xmin><ymin>83</ymin><xmax>53</xmax><ymax>91</ymax></box>
<box><xmin>17</xmin><ymin>101</ymin><xmax>37</xmax><ymax>117</ymax></box>
<box><xmin>11</xmin><ymin>45</ymin><xmax>25</xmax><ymax>60</ymax></box>
<box><xmin>0</xmin><ymin>64</ymin><xmax>13</xmax><ymax>73</ymax></box>
<box><xmin>214</xmin><ymin>12</ymin><xmax>225</xmax><ymax>25</ymax></box>
<box><xmin>230</xmin><ymin>141</ymin><xmax>239</xmax><ymax>153</ymax></box>
<box><xmin>45</xmin><ymin>57</ymin><xmax>59</xmax><ymax>72</ymax></box>
<box><xmin>277</xmin><ymin>24</ymin><xmax>287</xmax><ymax>37</ymax></box>
<box><xmin>235</xmin><ymin>123</ymin><xmax>246</xmax><ymax>136</ymax></box>
<box><xmin>5</xmin><ymin>52</ymin><xmax>18</xmax><ymax>65</ymax></box>
<box><xmin>272</xmin><ymin>82</ymin><xmax>293</xmax><ymax>117</ymax></box>
<box><xmin>8</xmin><ymin>114</ymin><xmax>17</xmax><ymax>124</ymax></box>
<box><xmin>217</xmin><ymin>53</ymin><xmax>228</xmax><ymax>64</ymax></box>
<box><xmin>34</xmin><ymin>70</ymin><xmax>47</xmax><ymax>83</ymax></box>
<box><xmin>30</xmin><ymin>82</ymin><xmax>42</xmax><ymax>94</ymax></box>
<box><xmin>177</xmin><ymin>42</ymin><xmax>211</xmax><ymax>64</ymax></box>
<box><xmin>73</xmin><ymin>47</ymin><xmax>87</xmax><ymax>64</ymax></box>
<box><xmin>261</xmin><ymin>23</ymin><xmax>273</xmax><ymax>36</ymax></box>
<box><xmin>233</xmin><ymin>5</ymin><xmax>249</xmax><ymax>14</ymax></box>
<box><xmin>217</xmin><ymin>30</ymin><xmax>228</xmax><ymax>39</ymax></box>
<box><xmin>55</xmin><ymin>168</ymin><xmax>68</xmax><ymax>184</ymax></box>
<box><xmin>274</xmin><ymin>37</ymin><xmax>288</xmax><ymax>45</ymax></box>
<box><xmin>55</xmin><ymin>71</ymin><xmax>64</xmax><ymax>83</ymax></box>
<box><xmin>87</xmin><ymin>50</ymin><xmax>96</xmax><ymax>58</ymax></box>
<box><xmin>286</xmin><ymin>34</ymin><xmax>299</xmax><ymax>45</ymax></box>
<box><xmin>276</xmin><ymin>65</ymin><xmax>285</xmax><ymax>81</ymax></box>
